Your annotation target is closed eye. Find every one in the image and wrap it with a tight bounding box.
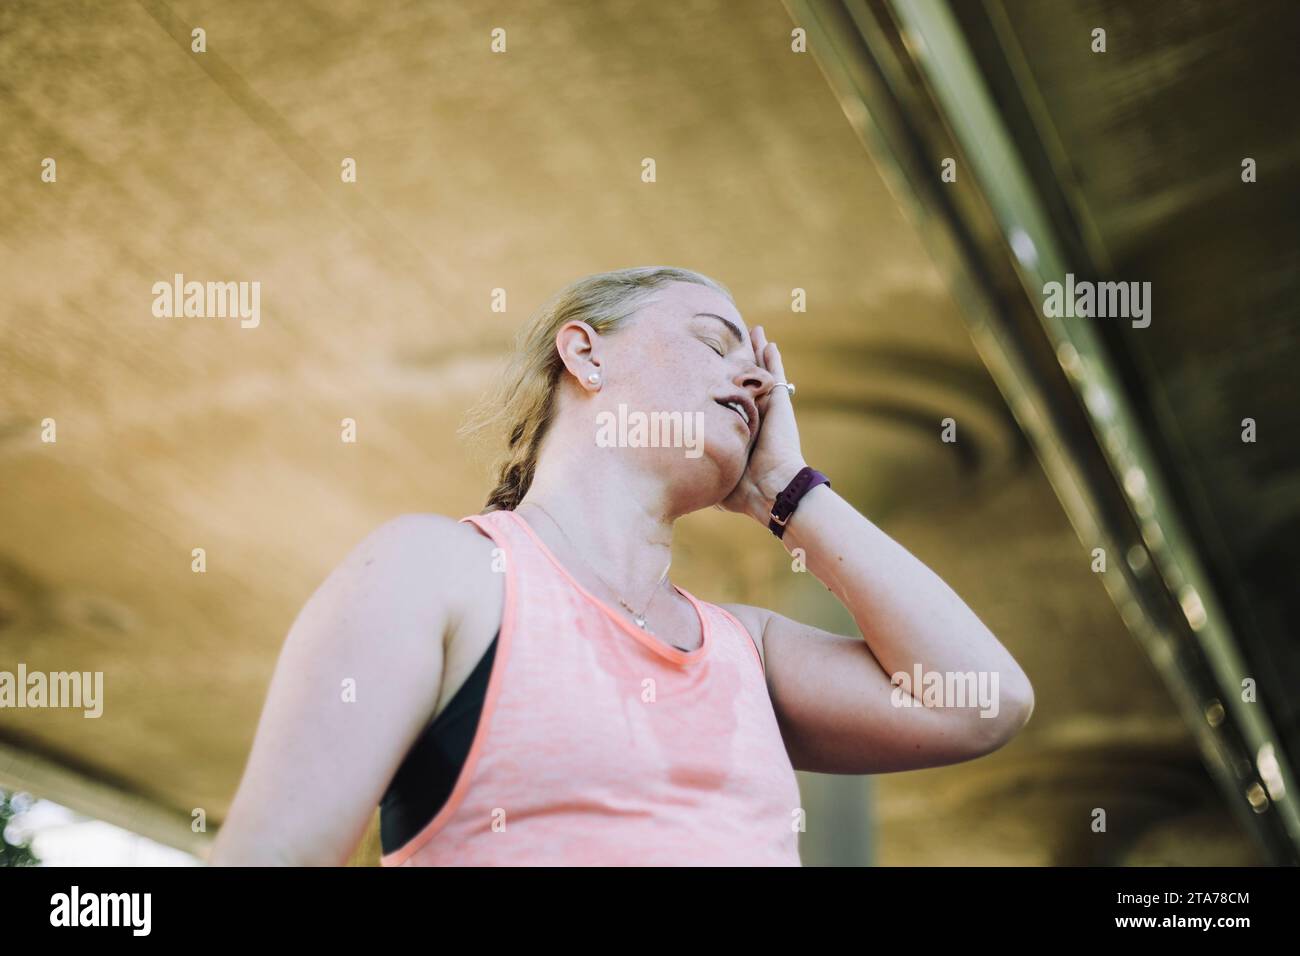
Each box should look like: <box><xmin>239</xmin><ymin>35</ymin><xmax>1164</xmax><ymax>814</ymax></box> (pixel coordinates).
<box><xmin>702</xmin><ymin>339</ymin><xmax>725</xmax><ymax>357</ymax></box>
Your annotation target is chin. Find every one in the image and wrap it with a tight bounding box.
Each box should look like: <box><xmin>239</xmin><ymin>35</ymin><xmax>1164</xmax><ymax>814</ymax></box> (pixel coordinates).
<box><xmin>692</xmin><ymin>444</ymin><xmax>747</xmax><ymax>496</ymax></box>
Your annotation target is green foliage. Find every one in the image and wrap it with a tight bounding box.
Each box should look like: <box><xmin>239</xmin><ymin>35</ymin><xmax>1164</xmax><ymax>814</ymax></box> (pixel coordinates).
<box><xmin>0</xmin><ymin>789</ymin><xmax>41</xmax><ymax>866</ymax></box>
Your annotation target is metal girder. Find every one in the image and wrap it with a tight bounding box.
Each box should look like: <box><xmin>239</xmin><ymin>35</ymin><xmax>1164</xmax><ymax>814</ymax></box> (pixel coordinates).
<box><xmin>784</xmin><ymin>0</ymin><xmax>1298</xmax><ymax>862</ymax></box>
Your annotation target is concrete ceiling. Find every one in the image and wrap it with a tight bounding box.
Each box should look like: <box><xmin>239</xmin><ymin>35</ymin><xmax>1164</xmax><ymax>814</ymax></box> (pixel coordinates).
<box><xmin>0</xmin><ymin>0</ymin><xmax>1263</xmax><ymax>864</ymax></box>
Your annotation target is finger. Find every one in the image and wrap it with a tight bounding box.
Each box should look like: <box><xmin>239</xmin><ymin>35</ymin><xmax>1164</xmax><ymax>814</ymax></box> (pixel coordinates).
<box><xmin>765</xmin><ymin>341</ymin><xmax>787</xmax><ymax>390</ymax></box>
<box><xmin>751</xmin><ymin>326</ymin><xmax>768</xmax><ymax>371</ymax></box>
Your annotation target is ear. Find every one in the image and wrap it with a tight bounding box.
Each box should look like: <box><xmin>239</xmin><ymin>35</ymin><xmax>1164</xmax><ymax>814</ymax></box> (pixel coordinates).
<box><xmin>555</xmin><ymin>320</ymin><xmax>601</xmax><ymax>387</ymax></box>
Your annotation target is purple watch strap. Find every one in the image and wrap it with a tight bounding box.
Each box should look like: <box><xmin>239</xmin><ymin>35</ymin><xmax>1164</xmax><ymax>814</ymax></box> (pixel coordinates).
<box><xmin>768</xmin><ymin>466</ymin><xmax>830</xmax><ymax>538</ymax></box>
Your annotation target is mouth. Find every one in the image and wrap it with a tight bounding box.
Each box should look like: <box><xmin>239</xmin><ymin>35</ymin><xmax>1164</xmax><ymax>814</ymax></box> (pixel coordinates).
<box><xmin>714</xmin><ymin>395</ymin><xmax>758</xmax><ymax>439</ymax></box>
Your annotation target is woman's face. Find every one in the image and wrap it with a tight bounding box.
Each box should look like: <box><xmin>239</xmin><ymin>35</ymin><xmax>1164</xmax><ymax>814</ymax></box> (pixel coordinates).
<box><xmin>574</xmin><ymin>280</ymin><xmax>773</xmax><ymax>505</ymax></box>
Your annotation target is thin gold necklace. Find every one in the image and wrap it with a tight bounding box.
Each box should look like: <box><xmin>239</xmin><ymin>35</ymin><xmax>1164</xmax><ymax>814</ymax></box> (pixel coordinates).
<box><xmin>519</xmin><ymin>500</ymin><xmax>673</xmax><ymax>634</ymax></box>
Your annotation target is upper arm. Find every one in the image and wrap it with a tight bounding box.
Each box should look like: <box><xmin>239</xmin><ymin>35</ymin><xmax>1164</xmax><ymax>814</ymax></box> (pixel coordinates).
<box><xmin>721</xmin><ymin>603</ymin><xmax>1032</xmax><ymax>775</ymax></box>
<box><xmin>208</xmin><ymin>513</ymin><xmax>483</xmax><ymax>866</ymax></box>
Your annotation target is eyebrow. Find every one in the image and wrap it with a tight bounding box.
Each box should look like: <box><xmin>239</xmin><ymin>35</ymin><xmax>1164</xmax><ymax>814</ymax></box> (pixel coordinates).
<box><xmin>692</xmin><ymin>312</ymin><xmax>747</xmax><ymax>347</ymax></box>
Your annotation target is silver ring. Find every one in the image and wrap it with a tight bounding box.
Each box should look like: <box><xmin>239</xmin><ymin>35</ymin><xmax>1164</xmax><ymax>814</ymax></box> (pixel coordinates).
<box><xmin>773</xmin><ymin>382</ymin><xmax>795</xmax><ymax>397</ymax></box>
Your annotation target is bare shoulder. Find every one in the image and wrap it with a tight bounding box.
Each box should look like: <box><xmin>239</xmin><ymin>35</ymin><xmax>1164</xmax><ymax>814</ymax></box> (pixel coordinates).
<box><xmin>717</xmin><ymin>602</ymin><xmax>774</xmax><ymax>669</ymax></box>
<box><xmin>346</xmin><ymin>512</ymin><xmax>497</xmax><ymax>574</ymax></box>
<box><xmin>211</xmin><ymin>513</ymin><xmax>503</xmax><ymax>865</ymax></box>
<box><xmin>321</xmin><ymin>513</ymin><xmax>499</xmax><ymax>639</ymax></box>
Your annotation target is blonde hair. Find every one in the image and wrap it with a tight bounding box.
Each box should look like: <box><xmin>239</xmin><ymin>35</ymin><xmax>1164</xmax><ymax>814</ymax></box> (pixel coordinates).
<box><xmin>458</xmin><ymin>266</ymin><xmax>734</xmax><ymax>512</ymax></box>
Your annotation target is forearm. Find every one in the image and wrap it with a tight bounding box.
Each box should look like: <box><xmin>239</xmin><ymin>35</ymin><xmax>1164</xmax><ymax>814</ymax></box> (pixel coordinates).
<box><xmin>756</xmin><ymin>476</ymin><xmax>1033</xmax><ymax>709</ymax></box>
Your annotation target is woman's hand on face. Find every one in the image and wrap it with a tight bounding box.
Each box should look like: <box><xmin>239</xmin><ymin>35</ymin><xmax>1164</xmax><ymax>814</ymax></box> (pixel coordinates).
<box><xmin>718</xmin><ymin>325</ymin><xmax>808</xmax><ymax>525</ymax></box>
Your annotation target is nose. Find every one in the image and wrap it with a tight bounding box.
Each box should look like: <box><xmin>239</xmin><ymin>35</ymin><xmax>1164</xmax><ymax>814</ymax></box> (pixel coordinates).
<box><xmin>735</xmin><ymin>359</ymin><xmax>775</xmax><ymax>399</ymax></box>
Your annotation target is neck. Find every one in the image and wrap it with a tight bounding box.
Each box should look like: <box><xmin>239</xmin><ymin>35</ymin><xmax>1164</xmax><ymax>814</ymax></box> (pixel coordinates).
<box><xmin>516</xmin><ymin>448</ymin><xmax>677</xmax><ymax>603</ymax></box>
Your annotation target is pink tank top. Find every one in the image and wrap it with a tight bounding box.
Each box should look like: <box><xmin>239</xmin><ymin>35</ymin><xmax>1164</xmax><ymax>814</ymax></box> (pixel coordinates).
<box><xmin>380</xmin><ymin>508</ymin><xmax>804</xmax><ymax>866</ymax></box>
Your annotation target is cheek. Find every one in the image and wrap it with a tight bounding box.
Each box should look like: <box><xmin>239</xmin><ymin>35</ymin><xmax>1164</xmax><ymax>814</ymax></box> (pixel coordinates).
<box><xmin>643</xmin><ymin>349</ymin><xmax>706</xmax><ymax>402</ymax></box>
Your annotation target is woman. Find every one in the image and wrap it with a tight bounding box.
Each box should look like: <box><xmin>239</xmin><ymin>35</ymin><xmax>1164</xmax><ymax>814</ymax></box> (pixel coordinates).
<box><xmin>209</xmin><ymin>265</ymin><xmax>1034</xmax><ymax>866</ymax></box>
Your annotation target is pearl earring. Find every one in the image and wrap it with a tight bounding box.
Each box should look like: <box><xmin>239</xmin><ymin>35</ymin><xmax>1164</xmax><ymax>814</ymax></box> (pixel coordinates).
<box><xmin>587</xmin><ymin>373</ymin><xmax>600</xmax><ymax>385</ymax></box>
